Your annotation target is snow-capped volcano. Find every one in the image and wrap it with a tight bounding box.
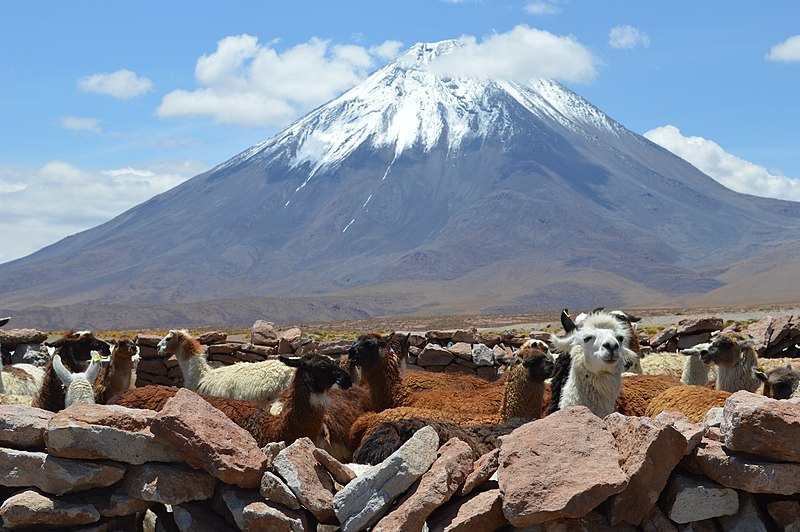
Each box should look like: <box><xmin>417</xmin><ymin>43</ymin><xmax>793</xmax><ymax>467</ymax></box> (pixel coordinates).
<box><xmin>3</xmin><ymin>40</ymin><xmax>800</xmax><ymax>329</ymax></box>
<box><xmin>223</xmin><ymin>40</ymin><xmax>623</xmax><ymax>177</ymax></box>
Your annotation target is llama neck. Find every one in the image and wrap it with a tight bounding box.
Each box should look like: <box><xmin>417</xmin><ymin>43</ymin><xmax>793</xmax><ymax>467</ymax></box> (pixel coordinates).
<box><xmin>562</xmin><ymin>353</ymin><xmax>622</xmax><ymax>418</ymax></box>
<box><xmin>500</xmin><ymin>368</ymin><xmax>545</xmax><ymax>423</ymax></box>
<box><xmin>175</xmin><ymin>345</ymin><xmax>210</xmax><ymax>391</ymax></box>
<box><xmin>363</xmin><ymin>354</ymin><xmax>412</xmax><ymax>411</ymax></box>
<box><xmin>269</xmin><ymin>375</ymin><xmax>328</xmax><ymax>445</ymax></box>
<box><xmin>681</xmin><ymin>356</ymin><xmax>710</xmax><ymax>386</ymax></box>
<box><xmin>716</xmin><ymin>358</ymin><xmax>759</xmax><ymax>392</ymax></box>
<box><xmin>65</xmin><ymin>378</ymin><xmax>95</xmax><ymax>406</ymax></box>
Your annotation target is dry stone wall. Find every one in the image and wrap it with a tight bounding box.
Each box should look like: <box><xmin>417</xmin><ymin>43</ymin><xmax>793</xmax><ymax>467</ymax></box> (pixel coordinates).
<box><xmin>1</xmin><ymin>391</ymin><xmax>799</xmax><ymax>530</ymax></box>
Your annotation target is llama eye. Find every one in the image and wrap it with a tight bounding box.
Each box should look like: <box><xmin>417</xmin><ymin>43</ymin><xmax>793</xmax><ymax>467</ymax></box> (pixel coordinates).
<box><xmin>583</xmin><ymin>335</ymin><xmax>594</xmax><ymax>343</ymax></box>
<box><xmin>616</xmin><ymin>335</ymin><xmax>624</xmax><ymax>343</ymax></box>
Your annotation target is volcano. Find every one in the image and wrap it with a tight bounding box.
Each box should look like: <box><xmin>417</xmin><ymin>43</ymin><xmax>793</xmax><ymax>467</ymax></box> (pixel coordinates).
<box><xmin>3</xmin><ymin>40</ymin><xmax>800</xmax><ymax>328</ymax></box>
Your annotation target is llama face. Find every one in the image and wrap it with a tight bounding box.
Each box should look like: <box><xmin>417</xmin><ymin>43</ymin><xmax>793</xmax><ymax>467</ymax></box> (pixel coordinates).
<box><xmin>761</xmin><ymin>365</ymin><xmax>798</xmax><ymax>400</ymax></box>
<box><xmin>521</xmin><ymin>348</ymin><xmax>555</xmax><ymax>381</ymax></box>
<box><xmin>702</xmin><ymin>334</ymin><xmax>743</xmax><ymax>368</ymax></box>
<box><xmin>580</xmin><ymin>328</ymin><xmax>624</xmax><ymax>373</ymax></box>
<box><xmin>280</xmin><ymin>353</ymin><xmax>353</xmax><ymax>394</ymax></box>
<box><xmin>680</xmin><ymin>342</ymin><xmax>712</xmax><ymax>363</ymax></box>
<box><xmin>46</xmin><ymin>331</ymin><xmax>112</xmax><ymax>372</ymax></box>
<box><xmin>347</xmin><ymin>334</ymin><xmax>384</xmax><ymax>370</ymax></box>
<box><xmin>157</xmin><ymin>330</ymin><xmax>192</xmax><ymax>358</ymax></box>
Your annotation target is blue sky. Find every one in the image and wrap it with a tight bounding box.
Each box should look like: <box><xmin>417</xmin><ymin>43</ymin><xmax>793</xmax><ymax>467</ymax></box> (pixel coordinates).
<box><xmin>1</xmin><ymin>1</ymin><xmax>799</xmax><ymax>264</ymax></box>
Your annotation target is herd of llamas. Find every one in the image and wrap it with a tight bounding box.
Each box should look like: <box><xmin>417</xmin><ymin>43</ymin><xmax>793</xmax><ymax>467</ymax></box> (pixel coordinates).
<box><xmin>1</xmin><ymin>310</ymin><xmax>799</xmax><ymax>466</ymax></box>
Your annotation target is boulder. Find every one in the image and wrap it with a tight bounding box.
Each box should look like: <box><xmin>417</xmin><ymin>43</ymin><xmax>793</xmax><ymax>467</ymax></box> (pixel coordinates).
<box><xmin>150</xmin><ymin>388</ymin><xmax>267</xmax><ymax>488</ymax></box>
<box><xmin>0</xmin><ymin>328</ymin><xmax>48</xmax><ymax>347</ymax></box>
<box><xmin>0</xmin><ymin>489</ymin><xmax>100</xmax><ymax>529</ymax></box>
<box><xmin>272</xmin><ymin>437</ymin><xmax>336</xmax><ymax>523</ymax></box>
<box><xmin>46</xmin><ymin>403</ymin><xmax>183</xmax><ymax>464</ymax></box>
<box><xmin>721</xmin><ymin>390</ymin><xmax>800</xmax><ymax>463</ymax></box>
<box><xmin>605</xmin><ymin>415</ymin><xmax>687</xmax><ymax>525</ymax></box>
<box><xmin>0</xmin><ymin>404</ymin><xmax>54</xmax><ymax>449</ymax></box>
<box><xmin>11</xmin><ymin>343</ymin><xmax>48</xmax><ymax>366</ymax></box>
<box><xmin>448</xmin><ymin>342</ymin><xmax>473</xmax><ymax>361</ymax></box>
<box><xmin>0</xmin><ymin>447</ymin><xmax>125</xmax><ymax>495</ymax></box>
<box><xmin>251</xmin><ymin>320</ymin><xmax>279</xmax><ymax>346</ymax></box>
<box><xmin>653</xmin><ymin>411</ymin><xmax>704</xmax><ymax>455</ymax></box>
<box><xmin>497</xmin><ymin>406</ymin><xmax>628</xmax><ymax>527</ymax></box>
<box><xmin>686</xmin><ymin>438</ymin><xmax>800</xmax><ymax>495</ymax></box>
<box><xmin>373</xmin><ymin>437</ymin><xmax>474</xmax><ymax>531</ymax></box>
<box><xmin>260</xmin><ymin>471</ymin><xmax>301</xmax><ymax>510</ymax></box>
<box><xmin>418</xmin><ymin>344</ymin><xmax>455</xmax><ymax>367</ymax></box>
<box><xmin>313</xmin><ymin>447</ymin><xmax>357</xmax><ymax>486</ymax></box>
<box><xmin>122</xmin><ymin>463</ymin><xmax>217</xmax><ymax>505</ymax></box>
<box><xmin>242</xmin><ymin>501</ymin><xmax>311</xmax><ymax>532</ymax></box>
<box><xmin>427</xmin><ymin>488</ymin><xmax>507</xmax><ymax>532</ymax></box>
<box><xmin>461</xmin><ymin>448</ymin><xmax>500</xmax><ymax>496</ymax></box>
<box><xmin>471</xmin><ymin>343</ymin><xmax>495</xmax><ymax>367</ymax></box>
<box><xmin>333</xmin><ymin>425</ymin><xmax>439</xmax><ymax>532</ymax></box>
<box><xmin>661</xmin><ymin>472</ymin><xmax>738</xmax><ymax>524</ymax></box>
<box><xmin>676</xmin><ymin>317</ymin><xmax>723</xmax><ymax>335</ymax></box>
<box><xmin>196</xmin><ymin>330</ymin><xmax>227</xmax><ymax>344</ymax></box>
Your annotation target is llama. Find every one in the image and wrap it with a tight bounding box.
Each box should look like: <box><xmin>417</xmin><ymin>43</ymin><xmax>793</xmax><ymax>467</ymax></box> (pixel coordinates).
<box><xmin>52</xmin><ymin>355</ymin><xmax>101</xmax><ymax>406</ymax></box>
<box><xmin>678</xmin><ymin>343</ymin><xmax>713</xmax><ymax>386</ymax></box>
<box><xmin>560</xmin><ymin>308</ymin><xmax>642</xmax><ymax>373</ymax></box>
<box><xmin>614</xmin><ymin>374</ymin><xmax>683</xmax><ymax>417</ymax></box>
<box><xmin>754</xmin><ymin>364</ymin><xmax>800</xmax><ymax>400</ymax></box>
<box><xmin>93</xmin><ymin>337</ymin><xmax>139</xmax><ymax>404</ymax></box>
<box><xmin>34</xmin><ymin>331</ymin><xmax>111</xmax><ymax>412</ymax></box>
<box><xmin>348</xmin><ymin>343</ymin><xmax>554</xmax><ymax>455</ymax></box>
<box><xmin>158</xmin><ymin>329</ymin><xmax>295</xmax><ymax>406</ymax></box>
<box><xmin>700</xmin><ymin>332</ymin><xmax>761</xmax><ymax>393</ymax></box>
<box><xmin>111</xmin><ymin>353</ymin><xmax>352</xmax><ymax>446</ymax></box>
<box><xmin>346</xmin><ymin>333</ymin><xmax>507</xmax><ymax>418</ymax></box>
<box><xmin>548</xmin><ymin>310</ymin><xmax>630</xmax><ymax>418</ymax></box>
<box><xmin>644</xmin><ymin>385</ymin><xmax>731</xmax><ymax>423</ymax></box>
<box><xmin>0</xmin><ymin>317</ymin><xmax>44</xmax><ymax>397</ymax></box>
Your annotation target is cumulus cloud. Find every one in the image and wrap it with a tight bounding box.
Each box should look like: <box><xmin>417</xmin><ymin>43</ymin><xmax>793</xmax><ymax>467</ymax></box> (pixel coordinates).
<box><xmin>524</xmin><ymin>1</ymin><xmax>562</xmax><ymax>15</ymax></box>
<box><xmin>426</xmin><ymin>25</ymin><xmax>596</xmax><ymax>83</ymax></box>
<box><xmin>609</xmin><ymin>25</ymin><xmax>650</xmax><ymax>49</ymax></box>
<box><xmin>644</xmin><ymin>125</ymin><xmax>800</xmax><ymax>201</ymax></box>
<box><xmin>0</xmin><ymin>160</ymin><xmax>206</xmax><ymax>264</ymax></box>
<box><xmin>78</xmin><ymin>69</ymin><xmax>153</xmax><ymax>100</ymax></box>
<box><xmin>158</xmin><ymin>35</ymin><xmax>403</xmax><ymax>128</ymax></box>
<box><xmin>59</xmin><ymin>116</ymin><xmax>101</xmax><ymax>133</ymax></box>
<box><xmin>766</xmin><ymin>35</ymin><xmax>800</xmax><ymax>62</ymax></box>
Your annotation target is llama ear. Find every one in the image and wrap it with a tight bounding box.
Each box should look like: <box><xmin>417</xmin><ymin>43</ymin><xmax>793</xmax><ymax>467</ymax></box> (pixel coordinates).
<box><xmin>0</xmin><ymin>316</ymin><xmax>9</xmax><ymax>327</ymax></box>
<box><xmin>86</xmin><ymin>359</ymin><xmax>102</xmax><ymax>384</ymax></box>
<box><xmin>278</xmin><ymin>355</ymin><xmax>303</xmax><ymax>368</ymax></box>
<box><xmin>560</xmin><ymin>309</ymin><xmax>576</xmax><ymax>333</ymax></box>
<box><xmin>52</xmin><ymin>355</ymin><xmax>72</xmax><ymax>386</ymax></box>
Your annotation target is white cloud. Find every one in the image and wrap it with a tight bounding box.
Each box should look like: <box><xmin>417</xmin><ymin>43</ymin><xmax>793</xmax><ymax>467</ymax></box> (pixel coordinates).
<box><xmin>766</xmin><ymin>35</ymin><xmax>800</xmax><ymax>62</ymax></box>
<box><xmin>0</xmin><ymin>160</ymin><xmax>206</xmax><ymax>264</ymax></box>
<box><xmin>158</xmin><ymin>35</ymin><xmax>403</xmax><ymax>128</ymax></box>
<box><xmin>78</xmin><ymin>69</ymin><xmax>153</xmax><ymax>100</ymax></box>
<box><xmin>609</xmin><ymin>25</ymin><xmax>650</xmax><ymax>49</ymax></box>
<box><xmin>426</xmin><ymin>25</ymin><xmax>597</xmax><ymax>83</ymax></box>
<box><xmin>524</xmin><ymin>1</ymin><xmax>561</xmax><ymax>15</ymax></box>
<box><xmin>644</xmin><ymin>125</ymin><xmax>800</xmax><ymax>201</ymax></box>
<box><xmin>59</xmin><ymin>116</ymin><xmax>101</xmax><ymax>133</ymax></box>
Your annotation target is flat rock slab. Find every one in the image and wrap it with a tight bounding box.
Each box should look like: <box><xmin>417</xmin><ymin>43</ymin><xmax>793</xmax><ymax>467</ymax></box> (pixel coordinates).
<box><xmin>45</xmin><ymin>403</ymin><xmax>182</xmax><ymax>464</ymax></box>
<box><xmin>427</xmin><ymin>488</ymin><xmax>507</xmax><ymax>532</ymax></box>
<box><xmin>272</xmin><ymin>437</ymin><xmax>336</xmax><ymax>523</ymax></box>
<box><xmin>721</xmin><ymin>391</ymin><xmax>800</xmax><ymax>463</ymax></box>
<box><xmin>0</xmin><ymin>489</ymin><xmax>100</xmax><ymax>529</ymax></box>
<box><xmin>122</xmin><ymin>462</ymin><xmax>217</xmax><ymax>505</ymax></box>
<box><xmin>0</xmin><ymin>447</ymin><xmax>125</xmax><ymax>495</ymax></box>
<box><xmin>662</xmin><ymin>472</ymin><xmax>739</xmax><ymax>524</ymax></box>
<box><xmin>150</xmin><ymin>388</ymin><xmax>267</xmax><ymax>488</ymax></box>
<box><xmin>333</xmin><ymin>425</ymin><xmax>439</xmax><ymax>532</ymax></box>
<box><xmin>0</xmin><ymin>404</ymin><xmax>54</xmax><ymax>449</ymax></box>
<box><xmin>498</xmin><ymin>406</ymin><xmax>628</xmax><ymax>527</ymax></box>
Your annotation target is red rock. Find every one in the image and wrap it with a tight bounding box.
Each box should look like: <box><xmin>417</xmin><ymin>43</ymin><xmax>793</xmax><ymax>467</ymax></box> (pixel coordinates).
<box><xmin>497</xmin><ymin>406</ymin><xmax>628</xmax><ymax>527</ymax></box>
<box><xmin>605</xmin><ymin>415</ymin><xmax>687</xmax><ymax>525</ymax></box>
<box><xmin>122</xmin><ymin>462</ymin><xmax>216</xmax><ymax>505</ymax></box>
<box><xmin>313</xmin><ymin>447</ymin><xmax>356</xmax><ymax>486</ymax></box>
<box><xmin>373</xmin><ymin>437</ymin><xmax>474</xmax><ymax>531</ymax></box>
<box><xmin>721</xmin><ymin>391</ymin><xmax>800</xmax><ymax>463</ymax></box>
<box><xmin>418</xmin><ymin>344</ymin><xmax>456</xmax><ymax>367</ymax></box>
<box><xmin>150</xmin><ymin>388</ymin><xmax>267</xmax><ymax>488</ymax></box>
<box><xmin>250</xmin><ymin>320</ymin><xmax>278</xmax><ymax>347</ymax></box>
<box><xmin>272</xmin><ymin>437</ymin><xmax>336</xmax><ymax>524</ymax></box>
<box><xmin>0</xmin><ymin>404</ymin><xmax>54</xmax><ymax>449</ymax></box>
<box><xmin>427</xmin><ymin>488</ymin><xmax>507</xmax><ymax>532</ymax></box>
<box><xmin>460</xmin><ymin>448</ymin><xmax>499</xmax><ymax>496</ymax></box>
<box><xmin>0</xmin><ymin>489</ymin><xmax>99</xmax><ymax>529</ymax></box>
<box><xmin>676</xmin><ymin>317</ymin><xmax>723</xmax><ymax>335</ymax></box>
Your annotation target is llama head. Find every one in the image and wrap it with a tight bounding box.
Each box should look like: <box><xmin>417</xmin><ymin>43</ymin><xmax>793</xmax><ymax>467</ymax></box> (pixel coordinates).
<box><xmin>46</xmin><ymin>330</ymin><xmax>111</xmax><ymax>372</ymax></box>
<box><xmin>52</xmin><ymin>354</ymin><xmax>101</xmax><ymax>406</ymax></box>
<box><xmin>754</xmin><ymin>364</ymin><xmax>798</xmax><ymax>400</ymax></box>
<box><xmin>680</xmin><ymin>342</ymin><xmax>712</xmax><ymax>362</ymax></box>
<box><xmin>515</xmin><ymin>343</ymin><xmax>555</xmax><ymax>382</ymax></box>
<box><xmin>347</xmin><ymin>333</ymin><xmax>388</xmax><ymax>371</ymax></box>
<box><xmin>702</xmin><ymin>333</ymin><xmax>757</xmax><ymax>368</ymax></box>
<box><xmin>113</xmin><ymin>337</ymin><xmax>138</xmax><ymax>358</ymax></box>
<box><xmin>157</xmin><ymin>330</ymin><xmax>200</xmax><ymax>359</ymax></box>
<box><xmin>279</xmin><ymin>353</ymin><xmax>353</xmax><ymax>397</ymax></box>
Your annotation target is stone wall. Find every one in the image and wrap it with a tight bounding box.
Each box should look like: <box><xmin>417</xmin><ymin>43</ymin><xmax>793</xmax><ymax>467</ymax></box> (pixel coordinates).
<box><xmin>1</xmin><ymin>390</ymin><xmax>799</xmax><ymax>530</ymax></box>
